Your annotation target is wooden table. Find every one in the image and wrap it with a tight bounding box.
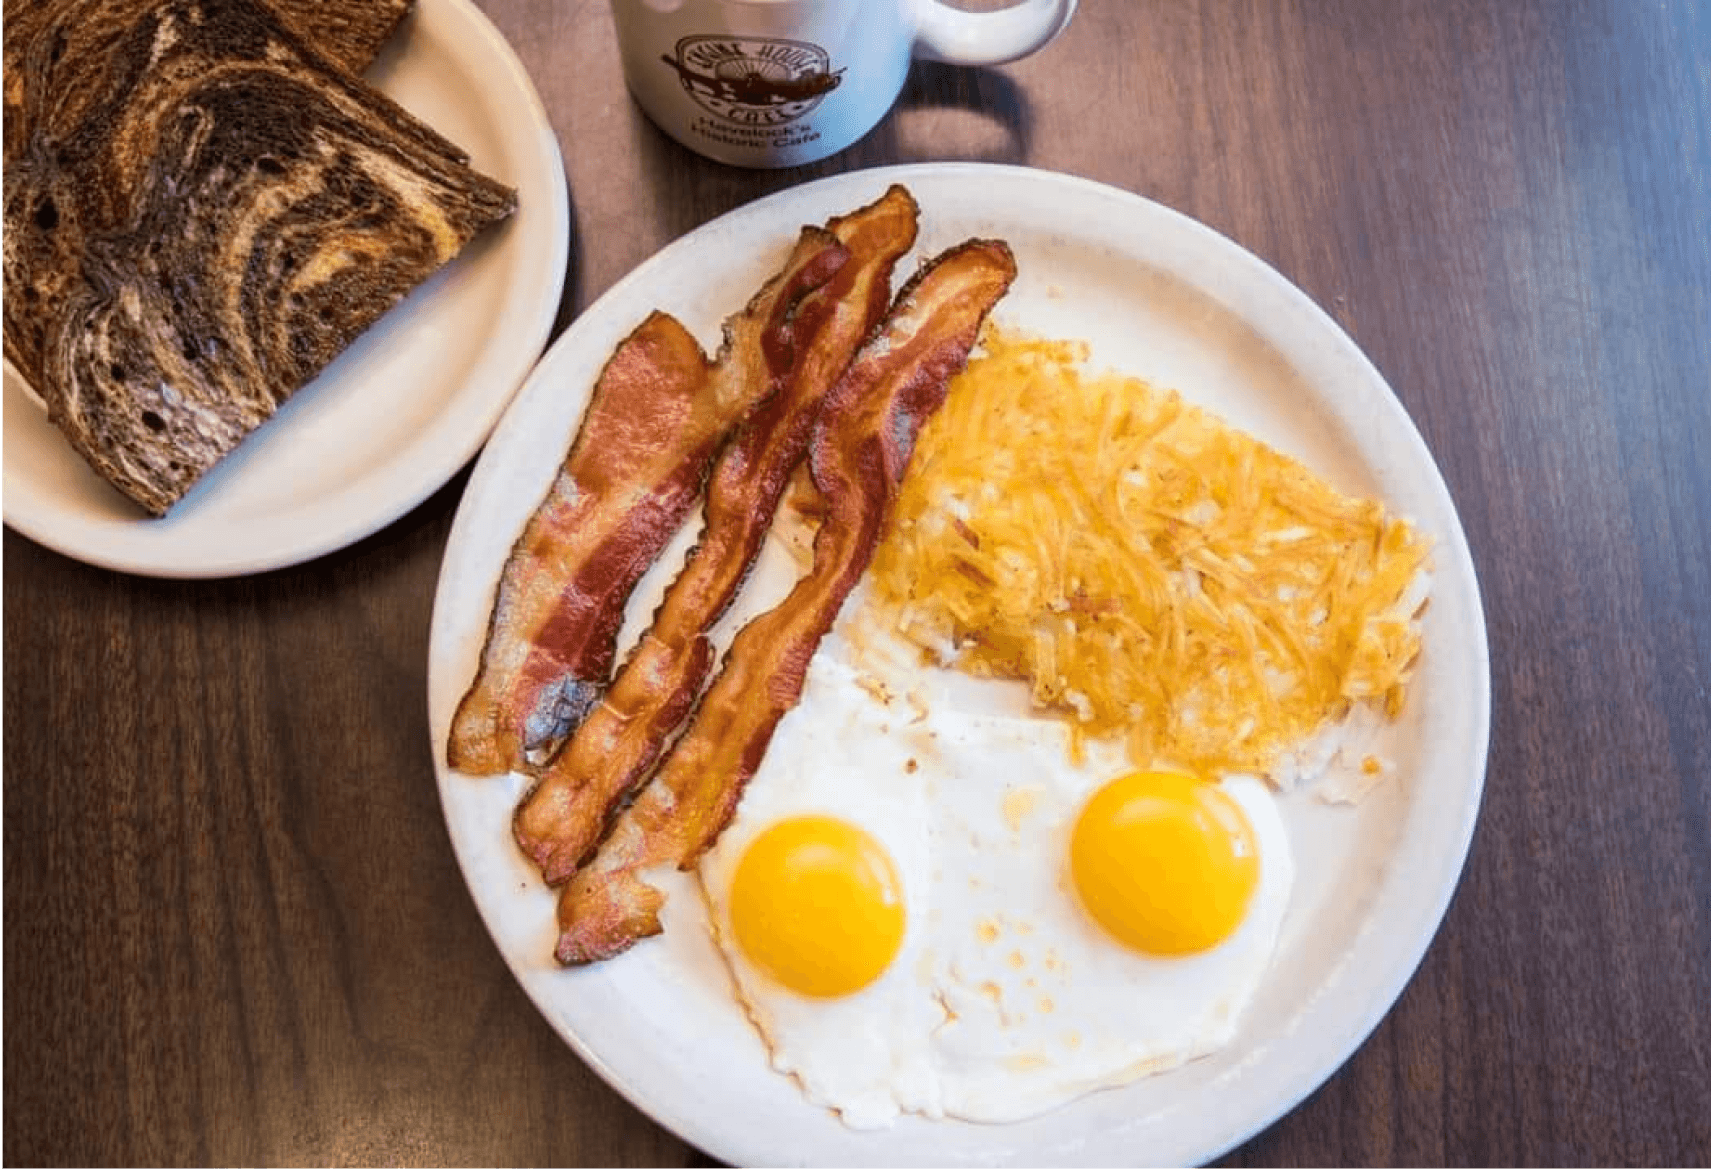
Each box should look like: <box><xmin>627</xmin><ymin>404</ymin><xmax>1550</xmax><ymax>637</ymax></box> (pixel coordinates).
<box><xmin>6</xmin><ymin>0</ymin><xmax>1709</xmax><ymax>1164</ymax></box>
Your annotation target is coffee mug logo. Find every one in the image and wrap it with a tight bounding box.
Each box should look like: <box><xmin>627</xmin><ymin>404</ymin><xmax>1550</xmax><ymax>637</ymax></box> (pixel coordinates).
<box><xmin>662</xmin><ymin>35</ymin><xmax>843</xmax><ymax>127</ymax></box>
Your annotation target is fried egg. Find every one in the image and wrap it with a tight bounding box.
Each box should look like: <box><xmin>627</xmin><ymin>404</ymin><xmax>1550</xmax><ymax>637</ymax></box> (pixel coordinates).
<box><xmin>696</xmin><ymin>650</ymin><xmax>946</xmax><ymax>1128</ymax></box>
<box><xmin>919</xmin><ymin>717</ymin><xmax>1293</xmax><ymax>1122</ymax></box>
<box><xmin>698</xmin><ymin>624</ymin><xmax>1294</xmax><ymax>1128</ymax></box>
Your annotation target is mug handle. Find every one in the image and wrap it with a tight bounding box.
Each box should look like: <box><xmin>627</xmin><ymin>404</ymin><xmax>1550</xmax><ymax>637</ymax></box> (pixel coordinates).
<box><xmin>912</xmin><ymin>0</ymin><xmax>1077</xmax><ymax>67</ymax></box>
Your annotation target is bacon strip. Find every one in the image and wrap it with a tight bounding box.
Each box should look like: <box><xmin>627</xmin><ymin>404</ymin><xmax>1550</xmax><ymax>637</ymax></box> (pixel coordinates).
<box><xmin>446</xmin><ymin>231</ymin><xmax>849</xmax><ymax>775</ymax></box>
<box><xmin>512</xmin><ymin>186</ymin><xmax>921</xmax><ymax>883</ymax></box>
<box><xmin>554</xmin><ymin>238</ymin><xmax>1018</xmax><ymax>964</ymax></box>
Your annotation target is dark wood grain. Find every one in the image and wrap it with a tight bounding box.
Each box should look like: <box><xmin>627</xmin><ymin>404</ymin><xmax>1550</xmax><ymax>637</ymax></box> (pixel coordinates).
<box><xmin>6</xmin><ymin>0</ymin><xmax>1708</xmax><ymax>1165</ymax></box>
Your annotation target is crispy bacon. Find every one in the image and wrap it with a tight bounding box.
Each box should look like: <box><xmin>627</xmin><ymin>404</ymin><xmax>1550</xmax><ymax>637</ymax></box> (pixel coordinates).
<box><xmin>446</xmin><ymin>231</ymin><xmax>849</xmax><ymax>775</ymax></box>
<box><xmin>512</xmin><ymin>186</ymin><xmax>921</xmax><ymax>883</ymax></box>
<box><xmin>553</xmin><ymin>238</ymin><xmax>1018</xmax><ymax>964</ymax></box>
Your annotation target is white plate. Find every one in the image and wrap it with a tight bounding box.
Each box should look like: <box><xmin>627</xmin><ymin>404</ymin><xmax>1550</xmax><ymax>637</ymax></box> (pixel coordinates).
<box><xmin>427</xmin><ymin>164</ymin><xmax>1491</xmax><ymax>1167</ymax></box>
<box><xmin>1</xmin><ymin>0</ymin><xmax>568</xmax><ymax>578</ymax></box>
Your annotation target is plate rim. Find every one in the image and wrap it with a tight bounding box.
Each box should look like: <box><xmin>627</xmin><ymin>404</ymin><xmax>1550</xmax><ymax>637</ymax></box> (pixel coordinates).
<box><xmin>0</xmin><ymin>0</ymin><xmax>569</xmax><ymax>579</ymax></box>
<box><xmin>428</xmin><ymin>161</ymin><xmax>1492</xmax><ymax>1167</ymax></box>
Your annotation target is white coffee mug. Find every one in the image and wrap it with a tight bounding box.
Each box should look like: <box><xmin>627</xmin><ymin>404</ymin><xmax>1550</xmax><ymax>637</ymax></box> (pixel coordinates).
<box><xmin>610</xmin><ymin>0</ymin><xmax>1077</xmax><ymax>168</ymax></box>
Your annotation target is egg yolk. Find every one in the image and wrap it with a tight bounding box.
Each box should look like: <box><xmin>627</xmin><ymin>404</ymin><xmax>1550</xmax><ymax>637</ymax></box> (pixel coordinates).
<box><xmin>728</xmin><ymin>815</ymin><xmax>905</xmax><ymax>997</ymax></box>
<box><xmin>1070</xmin><ymin>770</ymin><xmax>1259</xmax><ymax>956</ymax></box>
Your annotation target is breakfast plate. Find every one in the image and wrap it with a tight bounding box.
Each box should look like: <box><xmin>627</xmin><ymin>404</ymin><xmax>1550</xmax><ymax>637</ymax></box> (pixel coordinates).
<box><xmin>427</xmin><ymin>163</ymin><xmax>1490</xmax><ymax>1166</ymax></box>
<box><xmin>1</xmin><ymin>0</ymin><xmax>569</xmax><ymax>578</ymax></box>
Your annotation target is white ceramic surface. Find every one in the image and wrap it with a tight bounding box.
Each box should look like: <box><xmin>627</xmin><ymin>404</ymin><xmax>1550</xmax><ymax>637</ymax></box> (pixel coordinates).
<box><xmin>428</xmin><ymin>164</ymin><xmax>1491</xmax><ymax>1167</ymax></box>
<box><xmin>611</xmin><ymin>0</ymin><xmax>1076</xmax><ymax>167</ymax></box>
<box><xmin>2</xmin><ymin>0</ymin><xmax>569</xmax><ymax>578</ymax></box>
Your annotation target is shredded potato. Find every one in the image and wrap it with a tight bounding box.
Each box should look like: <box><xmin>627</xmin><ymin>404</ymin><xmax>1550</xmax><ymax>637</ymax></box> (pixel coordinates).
<box><xmin>867</xmin><ymin>326</ymin><xmax>1432</xmax><ymax>780</ymax></box>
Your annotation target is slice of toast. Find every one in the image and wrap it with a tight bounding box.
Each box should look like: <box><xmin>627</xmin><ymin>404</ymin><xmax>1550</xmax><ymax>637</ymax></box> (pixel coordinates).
<box><xmin>3</xmin><ymin>0</ymin><xmax>515</xmax><ymax>515</ymax></box>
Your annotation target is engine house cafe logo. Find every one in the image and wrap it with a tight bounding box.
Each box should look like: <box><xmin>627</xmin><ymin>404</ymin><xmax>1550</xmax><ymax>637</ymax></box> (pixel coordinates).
<box><xmin>662</xmin><ymin>35</ymin><xmax>843</xmax><ymax>127</ymax></box>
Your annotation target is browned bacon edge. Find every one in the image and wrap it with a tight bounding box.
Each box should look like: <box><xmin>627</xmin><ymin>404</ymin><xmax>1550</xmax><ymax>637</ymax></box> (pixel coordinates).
<box><xmin>445</xmin><ymin>231</ymin><xmax>848</xmax><ymax>775</ymax></box>
<box><xmin>553</xmin><ymin>238</ymin><xmax>1019</xmax><ymax>965</ymax></box>
<box><xmin>511</xmin><ymin>186</ymin><xmax>921</xmax><ymax>884</ymax></box>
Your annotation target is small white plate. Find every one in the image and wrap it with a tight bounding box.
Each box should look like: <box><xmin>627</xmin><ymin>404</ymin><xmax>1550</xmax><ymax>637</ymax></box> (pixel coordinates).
<box><xmin>428</xmin><ymin>164</ymin><xmax>1491</xmax><ymax>1167</ymax></box>
<box><xmin>2</xmin><ymin>0</ymin><xmax>569</xmax><ymax>578</ymax></box>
